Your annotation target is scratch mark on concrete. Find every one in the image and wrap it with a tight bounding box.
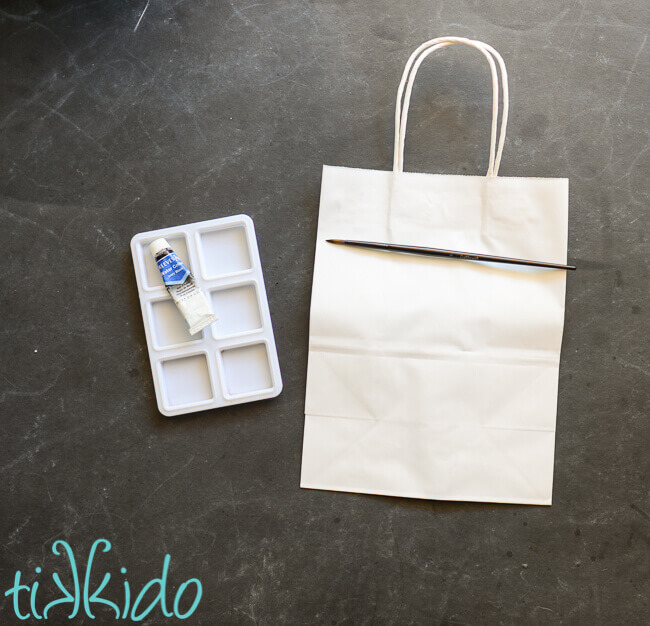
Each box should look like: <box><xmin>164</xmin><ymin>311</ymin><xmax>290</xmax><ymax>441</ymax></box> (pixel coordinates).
<box><xmin>0</xmin><ymin>372</ymin><xmax>62</xmax><ymax>404</ymax></box>
<box><xmin>0</xmin><ymin>206</ymin><xmax>59</xmax><ymax>239</ymax></box>
<box><xmin>560</xmin><ymin>1</ymin><xmax>587</xmax><ymax>72</ymax></box>
<box><xmin>631</xmin><ymin>503</ymin><xmax>650</xmax><ymax>522</ymax></box>
<box><xmin>125</xmin><ymin>455</ymin><xmax>196</xmax><ymax>523</ymax></box>
<box><xmin>134</xmin><ymin>0</ymin><xmax>152</xmax><ymax>33</ymax></box>
<box><xmin>616</xmin><ymin>357</ymin><xmax>649</xmax><ymax>377</ymax></box>
<box><xmin>41</xmin><ymin>104</ymin><xmax>145</xmax><ymax>189</ymax></box>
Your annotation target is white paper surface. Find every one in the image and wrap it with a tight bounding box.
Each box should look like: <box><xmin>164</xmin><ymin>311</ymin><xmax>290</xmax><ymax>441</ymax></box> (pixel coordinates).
<box><xmin>301</xmin><ymin>165</ymin><xmax>568</xmax><ymax>505</ymax></box>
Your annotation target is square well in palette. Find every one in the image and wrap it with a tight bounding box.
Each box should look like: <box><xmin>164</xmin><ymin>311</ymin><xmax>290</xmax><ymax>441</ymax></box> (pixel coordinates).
<box><xmin>210</xmin><ymin>284</ymin><xmax>262</xmax><ymax>339</ymax></box>
<box><xmin>160</xmin><ymin>354</ymin><xmax>214</xmax><ymax>409</ymax></box>
<box><xmin>149</xmin><ymin>298</ymin><xmax>203</xmax><ymax>349</ymax></box>
<box><xmin>199</xmin><ymin>226</ymin><xmax>251</xmax><ymax>278</ymax></box>
<box><xmin>220</xmin><ymin>343</ymin><xmax>273</xmax><ymax>397</ymax></box>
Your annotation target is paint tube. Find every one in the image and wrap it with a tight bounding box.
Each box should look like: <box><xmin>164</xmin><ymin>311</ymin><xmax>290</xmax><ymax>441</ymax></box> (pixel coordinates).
<box><xmin>150</xmin><ymin>238</ymin><xmax>218</xmax><ymax>335</ymax></box>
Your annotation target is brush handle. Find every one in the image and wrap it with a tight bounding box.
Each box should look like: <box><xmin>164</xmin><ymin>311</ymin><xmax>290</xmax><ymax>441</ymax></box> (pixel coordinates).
<box><xmin>327</xmin><ymin>240</ymin><xmax>576</xmax><ymax>271</ymax></box>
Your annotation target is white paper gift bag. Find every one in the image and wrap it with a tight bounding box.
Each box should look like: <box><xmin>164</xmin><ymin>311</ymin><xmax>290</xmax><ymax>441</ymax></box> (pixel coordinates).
<box><xmin>301</xmin><ymin>37</ymin><xmax>568</xmax><ymax>505</ymax></box>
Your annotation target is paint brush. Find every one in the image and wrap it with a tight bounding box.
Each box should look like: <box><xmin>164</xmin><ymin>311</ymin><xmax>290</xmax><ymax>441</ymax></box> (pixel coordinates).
<box><xmin>326</xmin><ymin>239</ymin><xmax>576</xmax><ymax>271</ymax></box>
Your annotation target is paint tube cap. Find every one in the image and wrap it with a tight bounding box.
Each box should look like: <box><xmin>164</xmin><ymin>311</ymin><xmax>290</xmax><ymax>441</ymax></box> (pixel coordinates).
<box><xmin>149</xmin><ymin>238</ymin><xmax>171</xmax><ymax>258</ymax></box>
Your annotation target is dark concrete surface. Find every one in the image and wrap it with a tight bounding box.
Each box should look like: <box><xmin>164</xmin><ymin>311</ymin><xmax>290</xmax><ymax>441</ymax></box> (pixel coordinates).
<box><xmin>1</xmin><ymin>1</ymin><xmax>648</xmax><ymax>624</ymax></box>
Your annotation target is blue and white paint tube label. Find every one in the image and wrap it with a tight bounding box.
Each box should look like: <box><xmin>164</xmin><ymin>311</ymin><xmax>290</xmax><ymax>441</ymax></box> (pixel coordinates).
<box><xmin>149</xmin><ymin>238</ymin><xmax>218</xmax><ymax>336</ymax></box>
<box><xmin>156</xmin><ymin>253</ymin><xmax>190</xmax><ymax>286</ymax></box>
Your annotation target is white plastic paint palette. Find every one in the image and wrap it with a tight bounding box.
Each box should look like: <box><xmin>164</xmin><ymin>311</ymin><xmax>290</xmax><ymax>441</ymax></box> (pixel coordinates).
<box><xmin>131</xmin><ymin>215</ymin><xmax>282</xmax><ymax>416</ymax></box>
